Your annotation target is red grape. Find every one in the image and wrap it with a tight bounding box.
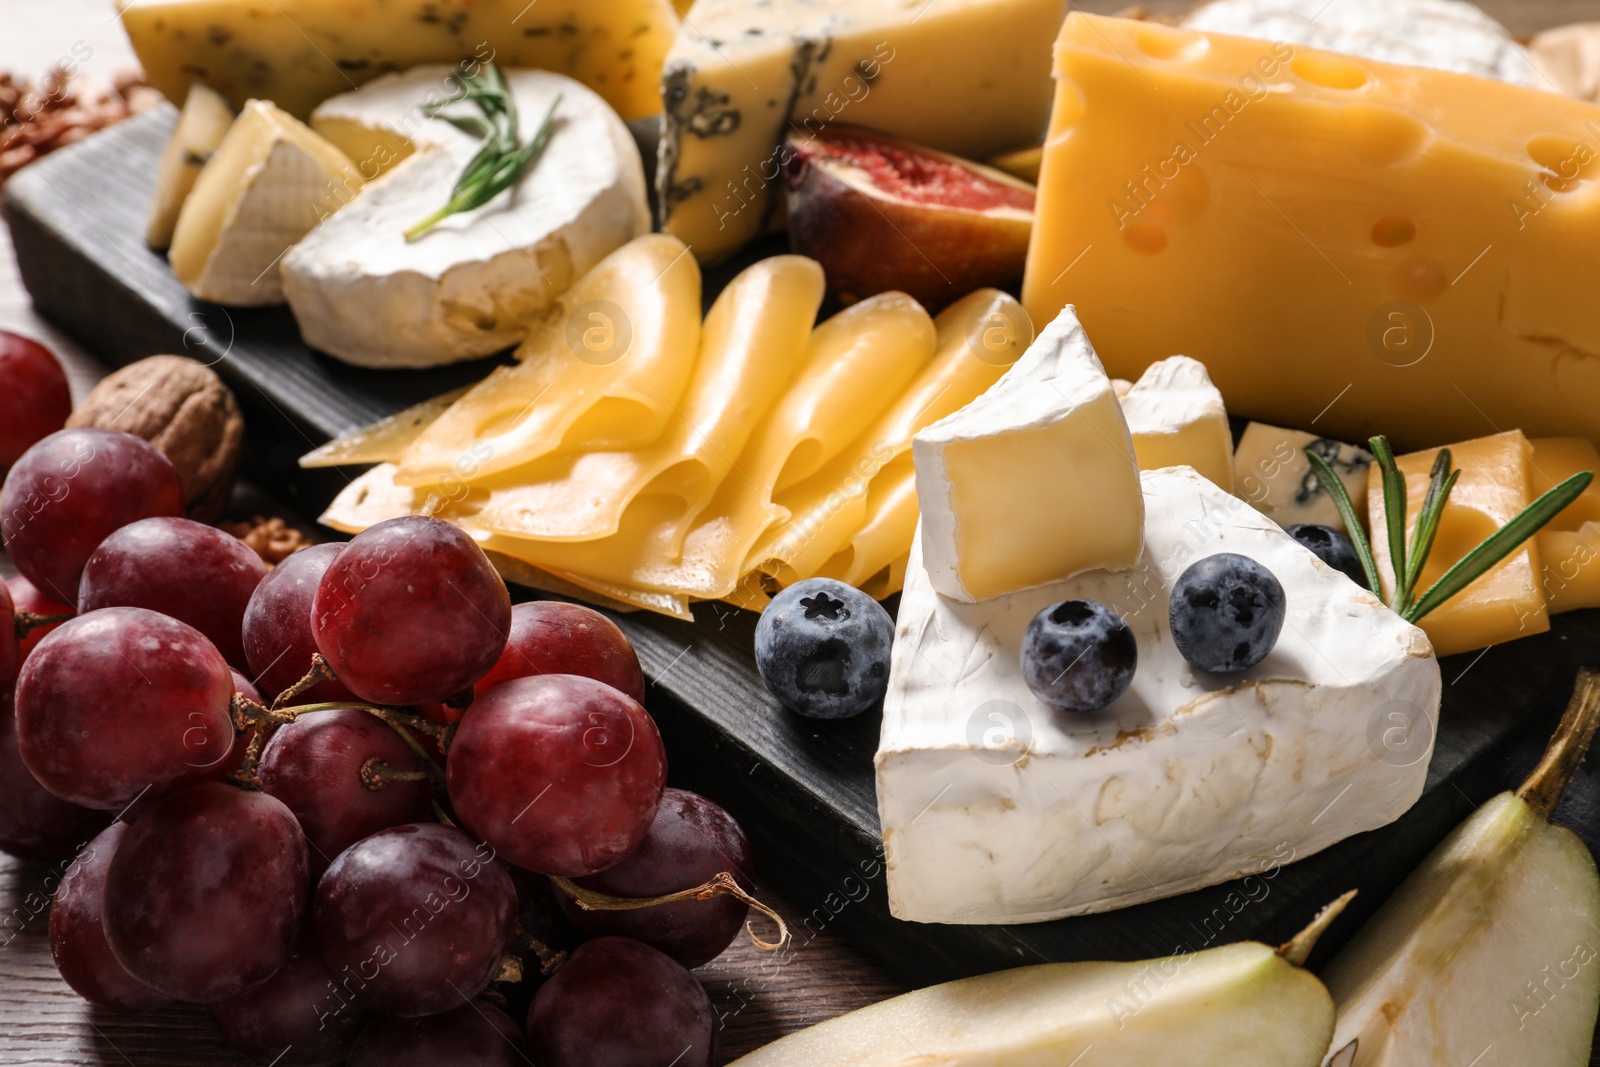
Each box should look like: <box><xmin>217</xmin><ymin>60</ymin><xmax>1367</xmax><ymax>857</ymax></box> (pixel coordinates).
<box><xmin>103</xmin><ymin>780</ymin><xmax>309</xmax><ymax>1002</ymax></box>
<box><xmin>310</xmin><ymin>516</ymin><xmax>511</xmax><ymax>705</ymax></box>
<box><xmin>347</xmin><ymin>1000</ymin><xmax>530</xmax><ymax>1067</ymax></box>
<box><xmin>0</xmin><ymin>330</ymin><xmax>72</xmax><ymax>471</ymax></box>
<box><xmin>313</xmin><ymin>823</ymin><xmax>516</xmax><ymax>1017</ymax></box>
<box><xmin>48</xmin><ymin>821</ymin><xmax>171</xmax><ymax>1012</ymax></box>
<box><xmin>230</xmin><ymin>668</ymin><xmax>264</xmax><ymax>707</ymax></box>
<box><xmin>242</xmin><ymin>543</ymin><xmax>354</xmax><ymax>702</ymax></box>
<box><xmin>8</xmin><ymin>573</ymin><xmax>73</xmax><ymax>660</ymax></box>
<box><xmin>528</xmin><ymin>937</ymin><xmax>714</xmax><ymax>1067</ymax></box>
<box><xmin>259</xmin><ymin>707</ymin><xmax>433</xmax><ymax>876</ymax></box>
<box><xmin>0</xmin><ymin>688</ymin><xmax>109</xmax><ymax>860</ymax></box>
<box><xmin>475</xmin><ymin>601</ymin><xmax>646</xmax><ymax>704</ymax></box>
<box><xmin>208</xmin><ymin>934</ymin><xmax>370</xmax><ymax>1066</ymax></box>
<box><xmin>448</xmin><ymin>675</ymin><xmax>667</xmax><ymax>876</ymax></box>
<box><xmin>78</xmin><ymin>516</ymin><xmax>267</xmax><ymax>669</ymax></box>
<box><xmin>16</xmin><ymin>607</ymin><xmax>235</xmax><ymax>810</ymax></box>
<box><xmin>555</xmin><ymin>789</ymin><xmax>754</xmax><ymax>968</ymax></box>
<box><xmin>0</xmin><ymin>428</ymin><xmax>185</xmax><ymax>599</ymax></box>
<box><xmin>0</xmin><ymin>579</ymin><xmax>16</xmax><ymax>687</ymax></box>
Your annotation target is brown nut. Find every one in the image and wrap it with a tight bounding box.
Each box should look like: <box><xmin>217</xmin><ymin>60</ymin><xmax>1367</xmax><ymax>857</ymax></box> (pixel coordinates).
<box><xmin>66</xmin><ymin>355</ymin><xmax>244</xmax><ymax>522</ymax></box>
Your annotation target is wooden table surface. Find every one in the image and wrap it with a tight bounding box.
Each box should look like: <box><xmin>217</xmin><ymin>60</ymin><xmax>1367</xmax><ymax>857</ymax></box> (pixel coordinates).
<box><xmin>3</xmin><ymin>0</ymin><xmax>1599</xmax><ymax>1063</ymax></box>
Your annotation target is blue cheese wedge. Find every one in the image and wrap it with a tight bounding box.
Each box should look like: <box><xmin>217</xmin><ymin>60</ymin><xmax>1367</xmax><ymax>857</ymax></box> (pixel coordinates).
<box><xmin>877</xmin><ymin>467</ymin><xmax>1440</xmax><ymax>925</ymax></box>
<box><xmin>282</xmin><ymin>67</ymin><xmax>650</xmax><ymax>369</ymax></box>
<box><xmin>658</xmin><ymin>0</ymin><xmax>1066</xmax><ymax>263</ymax></box>
<box><xmin>1234</xmin><ymin>422</ymin><xmax>1373</xmax><ymax>534</ymax></box>
<box><xmin>1186</xmin><ymin>0</ymin><xmax>1540</xmax><ymax>86</ymax></box>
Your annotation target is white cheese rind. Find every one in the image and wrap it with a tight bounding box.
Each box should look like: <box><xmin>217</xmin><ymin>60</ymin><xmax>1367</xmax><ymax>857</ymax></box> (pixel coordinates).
<box><xmin>1186</xmin><ymin>0</ymin><xmax>1540</xmax><ymax>86</ymax></box>
<box><xmin>913</xmin><ymin>305</ymin><xmax>1143</xmax><ymax>603</ymax></box>
<box><xmin>282</xmin><ymin>67</ymin><xmax>650</xmax><ymax>369</ymax></box>
<box><xmin>1120</xmin><ymin>355</ymin><xmax>1234</xmax><ymax>491</ymax></box>
<box><xmin>877</xmin><ymin>467</ymin><xmax>1440</xmax><ymax>925</ymax></box>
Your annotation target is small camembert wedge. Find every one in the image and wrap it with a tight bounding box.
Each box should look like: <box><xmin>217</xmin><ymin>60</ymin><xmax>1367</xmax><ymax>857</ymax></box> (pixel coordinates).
<box><xmin>169</xmin><ymin>100</ymin><xmax>362</xmax><ymax>306</ymax></box>
<box><xmin>878</xmin><ymin>467</ymin><xmax>1440</xmax><ymax>924</ymax></box>
<box><xmin>912</xmin><ymin>306</ymin><xmax>1143</xmax><ymax>604</ymax></box>
<box><xmin>146</xmin><ymin>81</ymin><xmax>234</xmax><ymax>249</ymax></box>
<box><xmin>1118</xmin><ymin>355</ymin><xmax>1234</xmax><ymax>491</ymax></box>
<box><xmin>282</xmin><ymin>67</ymin><xmax>650</xmax><ymax>369</ymax></box>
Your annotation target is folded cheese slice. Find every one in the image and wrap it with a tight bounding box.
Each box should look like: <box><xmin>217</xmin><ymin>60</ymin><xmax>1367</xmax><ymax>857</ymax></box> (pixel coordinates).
<box><xmin>468</xmin><ymin>255</ymin><xmax>825</xmax><ymax>543</ymax></box>
<box><xmin>878</xmin><ymin>467</ymin><xmax>1441</xmax><ymax>924</ymax></box>
<box><xmin>747</xmin><ymin>289</ymin><xmax>1031</xmax><ymax>587</ymax></box>
<box><xmin>397</xmin><ymin>234</ymin><xmax>702</xmax><ymax>484</ymax></box>
<box><xmin>484</xmin><ymin>293</ymin><xmax>937</xmax><ymax>598</ymax></box>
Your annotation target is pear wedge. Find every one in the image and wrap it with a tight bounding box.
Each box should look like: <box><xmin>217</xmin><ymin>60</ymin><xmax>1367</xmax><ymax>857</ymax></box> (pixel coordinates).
<box><xmin>729</xmin><ymin>897</ymin><xmax>1349</xmax><ymax>1066</ymax></box>
<box><xmin>1323</xmin><ymin>669</ymin><xmax>1600</xmax><ymax>1067</ymax></box>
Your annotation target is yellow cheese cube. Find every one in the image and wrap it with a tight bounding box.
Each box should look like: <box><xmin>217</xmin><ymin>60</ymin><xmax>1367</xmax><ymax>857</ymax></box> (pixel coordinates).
<box><xmin>1022</xmin><ymin>14</ymin><xmax>1600</xmax><ymax>451</ymax></box>
<box><xmin>1530</xmin><ymin>437</ymin><xmax>1600</xmax><ymax>613</ymax></box>
<box><xmin>121</xmin><ymin>0</ymin><xmax>678</xmax><ymax>122</ymax></box>
<box><xmin>1369</xmin><ymin>431</ymin><xmax>1547</xmax><ymax>657</ymax></box>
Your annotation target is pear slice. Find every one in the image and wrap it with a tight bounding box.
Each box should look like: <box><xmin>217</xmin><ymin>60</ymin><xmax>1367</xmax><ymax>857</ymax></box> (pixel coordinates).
<box><xmin>1322</xmin><ymin>668</ymin><xmax>1600</xmax><ymax>1067</ymax></box>
<box><xmin>729</xmin><ymin>897</ymin><xmax>1350</xmax><ymax>1066</ymax></box>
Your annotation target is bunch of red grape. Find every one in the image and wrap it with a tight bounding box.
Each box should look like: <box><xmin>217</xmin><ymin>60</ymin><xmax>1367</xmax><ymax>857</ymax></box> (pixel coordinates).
<box><xmin>1</xmin><ymin>360</ymin><xmax>762</xmax><ymax>1067</ymax></box>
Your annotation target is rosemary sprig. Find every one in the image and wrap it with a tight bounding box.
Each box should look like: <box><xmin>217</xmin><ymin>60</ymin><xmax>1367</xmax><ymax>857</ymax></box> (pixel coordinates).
<box><xmin>405</xmin><ymin>64</ymin><xmax>561</xmax><ymax>241</ymax></box>
<box><xmin>1305</xmin><ymin>435</ymin><xmax>1593</xmax><ymax>625</ymax></box>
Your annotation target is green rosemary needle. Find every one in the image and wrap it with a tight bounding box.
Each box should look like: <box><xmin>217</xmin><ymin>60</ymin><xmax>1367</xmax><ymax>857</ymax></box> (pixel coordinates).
<box><xmin>405</xmin><ymin>64</ymin><xmax>562</xmax><ymax>241</ymax></box>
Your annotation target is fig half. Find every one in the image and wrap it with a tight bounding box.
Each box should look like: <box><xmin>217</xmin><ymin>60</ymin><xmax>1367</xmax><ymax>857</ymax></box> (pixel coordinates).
<box><xmin>782</xmin><ymin>126</ymin><xmax>1035</xmax><ymax>311</ymax></box>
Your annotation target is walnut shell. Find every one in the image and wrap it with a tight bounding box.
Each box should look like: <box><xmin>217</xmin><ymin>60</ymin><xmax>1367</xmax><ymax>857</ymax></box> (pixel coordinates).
<box><xmin>66</xmin><ymin>356</ymin><xmax>244</xmax><ymax>522</ymax></box>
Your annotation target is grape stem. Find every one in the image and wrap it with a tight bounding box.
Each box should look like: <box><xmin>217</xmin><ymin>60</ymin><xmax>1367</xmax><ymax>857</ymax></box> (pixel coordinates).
<box><xmin>359</xmin><ymin>757</ymin><xmax>433</xmax><ymax>791</ymax></box>
<box><xmin>227</xmin><ymin>694</ymin><xmax>450</xmax><ymax>787</ymax></box>
<box><xmin>13</xmin><ymin>609</ymin><xmax>74</xmax><ymax>639</ymax></box>
<box><xmin>271</xmin><ymin>653</ymin><xmax>338</xmax><ymax>709</ymax></box>
<box><xmin>549</xmin><ymin>872</ymin><xmax>791</xmax><ymax>951</ymax></box>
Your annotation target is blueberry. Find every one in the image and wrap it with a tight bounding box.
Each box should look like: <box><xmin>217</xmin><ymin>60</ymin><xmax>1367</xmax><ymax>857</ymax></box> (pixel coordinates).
<box><xmin>1169</xmin><ymin>553</ymin><xmax>1285</xmax><ymax>674</ymax></box>
<box><xmin>754</xmin><ymin>578</ymin><xmax>894</xmax><ymax>719</ymax></box>
<box><xmin>1284</xmin><ymin>523</ymin><xmax>1366</xmax><ymax>588</ymax></box>
<box><xmin>1020</xmin><ymin>599</ymin><xmax>1136</xmax><ymax>713</ymax></box>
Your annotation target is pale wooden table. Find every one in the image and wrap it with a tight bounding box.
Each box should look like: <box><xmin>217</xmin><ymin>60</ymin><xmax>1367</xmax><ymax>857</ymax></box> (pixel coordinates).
<box><xmin>3</xmin><ymin>0</ymin><xmax>1599</xmax><ymax>1063</ymax></box>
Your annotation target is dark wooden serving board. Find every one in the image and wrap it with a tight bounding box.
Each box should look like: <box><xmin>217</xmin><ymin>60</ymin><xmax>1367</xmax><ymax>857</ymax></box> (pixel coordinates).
<box><xmin>9</xmin><ymin>109</ymin><xmax>1600</xmax><ymax>1008</ymax></box>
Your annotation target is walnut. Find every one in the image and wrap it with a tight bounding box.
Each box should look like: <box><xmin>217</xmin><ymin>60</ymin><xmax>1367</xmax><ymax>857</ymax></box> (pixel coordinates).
<box><xmin>220</xmin><ymin>517</ymin><xmax>311</xmax><ymax>565</ymax></box>
<box><xmin>66</xmin><ymin>356</ymin><xmax>244</xmax><ymax>522</ymax></box>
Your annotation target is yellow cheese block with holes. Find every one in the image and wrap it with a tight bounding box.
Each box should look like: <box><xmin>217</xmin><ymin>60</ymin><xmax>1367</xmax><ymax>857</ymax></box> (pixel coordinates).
<box><xmin>121</xmin><ymin>0</ymin><xmax>678</xmax><ymax>121</ymax></box>
<box><xmin>1530</xmin><ymin>437</ymin><xmax>1600</xmax><ymax>613</ymax></box>
<box><xmin>1023</xmin><ymin>14</ymin><xmax>1600</xmax><ymax>451</ymax></box>
<box><xmin>1369</xmin><ymin>431</ymin><xmax>1547</xmax><ymax>657</ymax></box>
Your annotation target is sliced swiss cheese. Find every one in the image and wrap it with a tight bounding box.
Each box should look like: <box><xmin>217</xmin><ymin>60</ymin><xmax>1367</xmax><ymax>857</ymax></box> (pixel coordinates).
<box><xmin>120</xmin><ymin>0</ymin><xmax>679</xmax><ymax>122</ymax></box>
<box><xmin>283</xmin><ymin>68</ymin><xmax>651</xmax><ymax>369</ymax></box>
<box><xmin>659</xmin><ymin>0</ymin><xmax>1066</xmax><ymax>262</ymax></box>
<box><xmin>912</xmin><ymin>305</ymin><xmax>1143</xmax><ymax>604</ymax></box>
<box><xmin>1119</xmin><ymin>355</ymin><xmax>1233</xmax><ymax>491</ymax></box>
<box><xmin>396</xmin><ymin>234</ymin><xmax>702</xmax><ymax>484</ymax></box>
<box><xmin>1022</xmin><ymin>14</ymin><xmax>1600</xmax><ymax>450</ymax></box>
<box><xmin>1369</xmin><ymin>430</ymin><xmax>1547</xmax><ymax>657</ymax></box>
<box><xmin>878</xmin><ymin>467</ymin><xmax>1440</xmax><ymax>924</ymax></box>
<box><xmin>169</xmin><ymin>101</ymin><xmax>362</xmax><ymax>306</ymax></box>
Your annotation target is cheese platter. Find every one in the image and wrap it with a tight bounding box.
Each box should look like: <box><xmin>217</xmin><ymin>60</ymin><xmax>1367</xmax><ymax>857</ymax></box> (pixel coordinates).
<box><xmin>5</xmin><ymin>0</ymin><xmax>1600</xmax><ymax>1063</ymax></box>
